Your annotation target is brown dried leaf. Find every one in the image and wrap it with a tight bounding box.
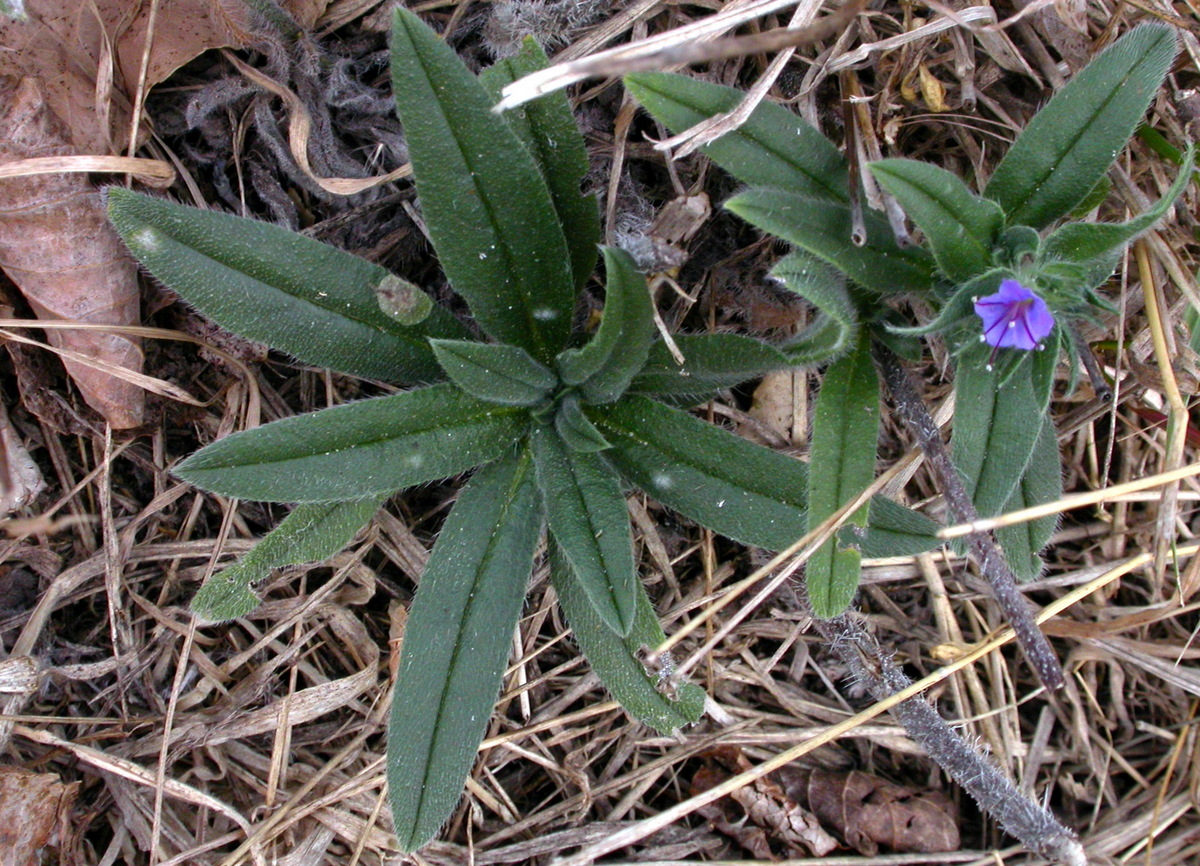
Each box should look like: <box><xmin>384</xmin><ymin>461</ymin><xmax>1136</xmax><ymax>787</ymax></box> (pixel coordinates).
<box><xmin>692</xmin><ymin>747</ymin><xmax>839</xmax><ymax>858</ymax></box>
<box><xmin>778</xmin><ymin>766</ymin><xmax>960</xmax><ymax>855</ymax></box>
<box><xmin>0</xmin><ymin>77</ymin><xmax>143</xmax><ymax>428</ymax></box>
<box><xmin>0</xmin><ymin>0</ymin><xmax>329</xmax><ymax>155</ymax></box>
<box><xmin>0</xmin><ymin>765</ymin><xmax>79</xmax><ymax>866</ymax></box>
<box><xmin>0</xmin><ymin>397</ymin><xmax>44</xmax><ymax>513</ymax></box>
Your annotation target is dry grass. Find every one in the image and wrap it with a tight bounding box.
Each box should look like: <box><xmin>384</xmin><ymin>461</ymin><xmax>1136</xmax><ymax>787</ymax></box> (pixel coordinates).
<box><xmin>3</xmin><ymin>0</ymin><xmax>1200</xmax><ymax>863</ymax></box>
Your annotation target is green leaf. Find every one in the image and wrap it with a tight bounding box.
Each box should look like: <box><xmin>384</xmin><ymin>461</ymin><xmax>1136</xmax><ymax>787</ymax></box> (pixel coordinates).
<box><xmin>869</xmin><ymin>159</ymin><xmax>1004</xmax><ymax>283</ymax></box>
<box><xmin>591</xmin><ymin>394</ymin><xmax>808</xmax><ymax>550</ymax></box>
<box><xmin>631</xmin><ymin>334</ymin><xmax>793</xmax><ymax>404</ymax></box>
<box><xmin>481</xmin><ymin>38</ymin><xmax>601</xmax><ymax>291</ymax></box>
<box><xmin>996</xmin><ymin>415</ymin><xmax>1061</xmax><ymax>581</ymax></box>
<box><xmin>844</xmin><ymin>495</ymin><xmax>941</xmax><ymax>559</ymax></box>
<box><xmin>390</xmin><ymin>9</ymin><xmax>574</xmax><ymax>362</ymax></box>
<box><xmin>771</xmin><ymin>252</ymin><xmax>860</xmax><ymax>363</ymax></box>
<box><xmin>554</xmin><ymin>393</ymin><xmax>611</xmax><ymax>452</ymax></box>
<box><xmin>388</xmin><ymin>450</ymin><xmax>542</xmax><ymax>852</ymax></box>
<box><xmin>175</xmin><ymin>384</ymin><xmax>526</xmax><ymax>502</ymax></box>
<box><xmin>191</xmin><ymin>497</ymin><xmax>386</xmax><ymax>622</ymax></box>
<box><xmin>805</xmin><ymin>337</ymin><xmax>880</xmax><ymax>618</ymax></box>
<box><xmin>984</xmin><ymin>23</ymin><xmax>1178</xmax><ymax>229</ymax></box>
<box><xmin>726</xmin><ymin>189</ymin><xmax>933</xmax><ymax>294</ymax></box>
<box><xmin>625</xmin><ymin>72</ymin><xmax>848</xmax><ymax>201</ymax></box>
<box><xmin>107</xmin><ymin>188</ymin><xmax>461</xmax><ymax>384</ymax></box>
<box><xmin>1041</xmin><ymin>148</ymin><xmax>1194</xmax><ymax>264</ymax></box>
<box><xmin>952</xmin><ymin>342</ymin><xmax>1052</xmax><ymax>520</ymax></box>
<box><xmin>549</xmin><ymin>539</ymin><xmax>705</xmax><ymax>733</ymax></box>
<box><xmin>430</xmin><ymin>340</ymin><xmax>557</xmax><ymax>407</ymax></box>
<box><xmin>887</xmin><ymin>270</ymin><xmax>1005</xmax><ymax>338</ymax></box>
<box><xmin>557</xmin><ymin>247</ymin><xmax>655</xmax><ymax>404</ymax></box>
<box><xmin>532</xmin><ymin>425</ymin><xmax>636</xmax><ymax>635</ymax></box>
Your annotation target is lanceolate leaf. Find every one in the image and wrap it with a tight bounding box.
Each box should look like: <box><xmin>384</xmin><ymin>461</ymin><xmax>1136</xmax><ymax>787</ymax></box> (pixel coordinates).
<box><xmin>108</xmin><ymin>188</ymin><xmax>460</xmax><ymax>384</ymax></box>
<box><xmin>1040</xmin><ymin>149</ymin><xmax>1194</xmax><ymax>264</ymax></box>
<box><xmin>726</xmin><ymin>189</ymin><xmax>933</xmax><ymax>294</ymax></box>
<box><xmin>175</xmin><ymin>384</ymin><xmax>526</xmax><ymax>502</ymax></box>
<box><xmin>984</xmin><ymin>23</ymin><xmax>1178</xmax><ymax>229</ymax></box>
<box><xmin>557</xmin><ymin>247</ymin><xmax>655</xmax><ymax>404</ymax></box>
<box><xmin>390</xmin><ymin>9</ymin><xmax>574</xmax><ymax>362</ymax></box>
<box><xmin>845</xmin><ymin>495</ymin><xmax>941</xmax><ymax>559</ymax></box>
<box><xmin>591</xmin><ymin>394</ymin><xmax>808</xmax><ymax>550</ymax></box>
<box><xmin>532</xmin><ymin>425</ymin><xmax>636</xmax><ymax>635</ymax></box>
<box><xmin>480</xmin><ymin>38</ymin><xmax>600</xmax><ymax>291</ymax></box>
<box><xmin>388</xmin><ymin>450</ymin><xmax>542</xmax><ymax>853</ymax></box>
<box><xmin>191</xmin><ymin>496</ymin><xmax>386</xmax><ymax>622</ymax></box>
<box><xmin>772</xmin><ymin>251</ymin><xmax>859</xmax><ymax>363</ymax></box>
<box><xmin>624</xmin><ymin>72</ymin><xmax>848</xmax><ymax>201</ymax></box>
<box><xmin>430</xmin><ymin>340</ymin><xmax>557</xmax><ymax>407</ymax></box>
<box><xmin>869</xmin><ymin>159</ymin><xmax>1004</xmax><ymax>283</ymax></box>
<box><xmin>632</xmin><ymin>334</ymin><xmax>793</xmax><ymax>403</ymax></box>
<box><xmin>554</xmin><ymin>393</ymin><xmax>611</xmax><ymax>452</ymax></box>
<box><xmin>952</xmin><ymin>342</ymin><xmax>1051</xmax><ymax>520</ymax></box>
<box><xmin>549</xmin><ymin>540</ymin><xmax>705</xmax><ymax>733</ymax></box>
<box><xmin>996</xmin><ymin>415</ymin><xmax>1061</xmax><ymax>582</ymax></box>
<box><xmin>805</xmin><ymin>337</ymin><xmax>880</xmax><ymax>618</ymax></box>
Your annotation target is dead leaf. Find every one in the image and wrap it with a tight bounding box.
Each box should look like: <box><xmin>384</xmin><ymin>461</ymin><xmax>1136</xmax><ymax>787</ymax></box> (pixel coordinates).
<box><xmin>692</xmin><ymin>747</ymin><xmax>839</xmax><ymax>858</ymax></box>
<box><xmin>0</xmin><ymin>396</ymin><xmax>44</xmax><ymax>513</ymax></box>
<box><xmin>0</xmin><ymin>0</ymin><xmax>329</xmax><ymax>155</ymax></box>
<box><xmin>777</xmin><ymin>765</ymin><xmax>960</xmax><ymax>855</ymax></box>
<box><xmin>747</xmin><ymin>370</ymin><xmax>800</xmax><ymax>445</ymax></box>
<box><xmin>0</xmin><ymin>765</ymin><xmax>79</xmax><ymax>866</ymax></box>
<box><xmin>0</xmin><ymin>77</ymin><xmax>144</xmax><ymax>428</ymax></box>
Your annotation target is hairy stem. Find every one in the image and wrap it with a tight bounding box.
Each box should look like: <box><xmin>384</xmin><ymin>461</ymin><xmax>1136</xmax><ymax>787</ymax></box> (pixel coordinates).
<box><xmin>872</xmin><ymin>341</ymin><xmax>1065</xmax><ymax>691</ymax></box>
<box><xmin>810</xmin><ymin>613</ymin><xmax>1085</xmax><ymax>866</ymax></box>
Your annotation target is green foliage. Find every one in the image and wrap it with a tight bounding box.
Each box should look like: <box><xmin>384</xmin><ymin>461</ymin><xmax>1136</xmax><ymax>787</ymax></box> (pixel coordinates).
<box><xmin>112</xmin><ymin>11</ymin><xmax>965</xmax><ymax>855</ymax></box>
<box><xmin>805</xmin><ymin>337</ymin><xmax>879</xmax><ymax>618</ymax></box>
<box><xmin>626</xmin><ymin>20</ymin><xmax>1181</xmax><ymax>621</ymax></box>
<box><xmin>387</xmin><ymin>451</ymin><xmax>543</xmax><ymax>851</ymax></box>
<box><xmin>107</xmin><ymin>188</ymin><xmax>461</xmax><ymax>384</ymax></box>
<box><xmin>390</xmin><ymin>8</ymin><xmax>575</xmax><ymax>363</ymax></box>
<box><xmin>191</xmin><ymin>497</ymin><xmax>386</xmax><ymax>622</ymax></box>
<box><xmin>984</xmin><ymin>23</ymin><xmax>1178</xmax><ymax>229</ymax></box>
<box><xmin>869</xmin><ymin>159</ymin><xmax>1004</xmax><ymax>283</ymax></box>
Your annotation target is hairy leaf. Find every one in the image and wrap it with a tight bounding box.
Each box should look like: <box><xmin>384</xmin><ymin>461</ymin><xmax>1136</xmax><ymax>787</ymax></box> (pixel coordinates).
<box><xmin>592</xmin><ymin>395</ymin><xmax>808</xmax><ymax>550</ymax></box>
<box><xmin>554</xmin><ymin>392</ymin><xmax>611</xmax><ymax>452</ymax></box>
<box><xmin>805</xmin><ymin>338</ymin><xmax>880</xmax><ymax>618</ymax></box>
<box><xmin>532</xmin><ymin>425</ymin><xmax>636</xmax><ymax>634</ymax></box>
<box><xmin>108</xmin><ymin>188</ymin><xmax>459</xmax><ymax>384</ymax></box>
<box><xmin>624</xmin><ymin>72</ymin><xmax>847</xmax><ymax>201</ymax></box>
<box><xmin>1040</xmin><ymin>148</ymin><xmax>1193</xmax><ymax>264</ymax></box>
<box><xmin>557</xmin><ymin>247</ymin><xmax>654</xmax><ymax>404</ymax></box>
<box><xmin>726</xmin><ymin>189</ymin><xmax>933</xmax><ymax>294</ymax></box>
<box><xmin>845</xmin><ymin>495</ymin><xmax>941</xmax><ymax>559</ymax></box>
<box><xmin>996</xmin><ymin>415</ymin><xmax>1061</xmax><ymax>581</ymax></box>
<box><xmin>430</xmin><ymin>340</ymin><xmax>557</xmax><ymax>407</ymax></box>
<box><xmin>388</xmin><ymin>450</ymin><xmax>542</xmax><ymax>852</ymax></box>
<box><xmin>550</xmin><ymin>539</ymin><xmax>705</xmax><ymax>733</ymax></box>
<box><xmin>984</xmin><ymin>23</ymin><xmax>1178</xmax><ymax>229</ymax></box>
<box><xmin>771</xmin><ymin>251</ymin><xmax>859</xmax><ymax>363</ymax></box>
<box><xmin>952</xmin><ymin>343</ymin><xmax>1050</xmax><ymax>520</ymax></box>
<box><xmin>632</xmin><ymin>334</ymin><xmax>794</xmax><ymax>404</ymax></box>
<box><xmin>390</xmin><ymin>8</ymin><xmax>574</xmax><ymax>362</ymax></box>
<box><xmin>481</xmin><ymin>38</ymin><xmax>600</xmax><ymax>291</ymax></box>
<box><xmin>175</xmin><ymin>384</ymin><xmax>526</xmax><ymax>502</ymax></box>
<box><xmin>869</xmin><ymin>159</ymin><xmax>1004</xmax><ymax>283</ymax></box>
<box><xmin>191</xmin><ymin>497</ymin><xmax>386</xmax><ymax>622</ymax></box>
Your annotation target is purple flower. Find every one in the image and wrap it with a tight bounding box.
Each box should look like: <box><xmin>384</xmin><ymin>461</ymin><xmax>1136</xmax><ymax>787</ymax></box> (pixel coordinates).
<box><xmin>973</xmin><ymin>280</ymin><xmax>1055</xmax><ymax>351</ymax></box>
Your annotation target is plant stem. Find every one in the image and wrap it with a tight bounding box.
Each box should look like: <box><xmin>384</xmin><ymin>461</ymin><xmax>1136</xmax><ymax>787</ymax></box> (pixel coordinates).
<box><xmin>810</xmin><ymin>612</ymin><xmax>1085</xmax><ymax>866</ymax></box>
<box><xmin>872</xmin><ymin>341</ymin><xmax>1065</xmax><ymax>691</ymax></box>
